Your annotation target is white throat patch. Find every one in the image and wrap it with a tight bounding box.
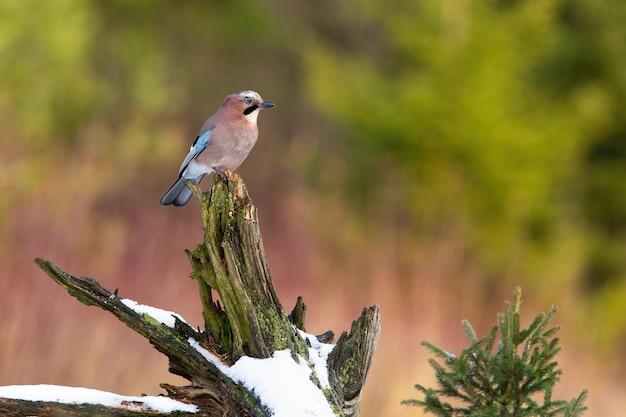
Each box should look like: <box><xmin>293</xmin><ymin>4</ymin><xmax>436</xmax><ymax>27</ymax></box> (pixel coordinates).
<box><xmin>244</xmin><ymin>107</ymin><xmax>260</xmax><ymax>124</ymax></box>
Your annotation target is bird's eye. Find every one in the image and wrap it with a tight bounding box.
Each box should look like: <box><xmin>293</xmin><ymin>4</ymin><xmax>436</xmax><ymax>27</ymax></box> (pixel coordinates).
<box><xmin>243</xmin><ymin>96</ymin><xmax>254</xmax><ymax>105</ymax></box>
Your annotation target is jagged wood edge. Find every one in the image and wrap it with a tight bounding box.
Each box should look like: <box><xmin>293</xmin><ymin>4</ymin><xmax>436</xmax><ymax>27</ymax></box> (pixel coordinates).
<box><xmin>186</xmin><ymin>173</ymin><xmax>309</xmax><ymax>362</ymax></box>
<box><xmin>191</xmin><ymin>173</ymin><xmax>382</xmax><ymax>416</ymax></box>
<box><xmin>27</xmin><ymin>258</ymin><xmax>269</xmax><ymax>417</ymax></box>
<box><xmin>328</xmin><ymin>305</ymin><xmax>381</xmax><ymax>417</ymax></box>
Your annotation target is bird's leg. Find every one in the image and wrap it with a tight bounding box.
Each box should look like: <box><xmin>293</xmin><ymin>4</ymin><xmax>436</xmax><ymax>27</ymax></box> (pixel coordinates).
<box><xmin>216</xmin><ymin>169</ymin><xmax>230</xmax><ymax>184</ymax></box>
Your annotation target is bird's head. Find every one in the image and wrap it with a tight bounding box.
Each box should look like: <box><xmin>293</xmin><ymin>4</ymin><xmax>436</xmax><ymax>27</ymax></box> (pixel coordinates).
<box><xmin>224</xmin><ymin>90</ymin><xmax>274</xmax><ymax>123</ymax></box>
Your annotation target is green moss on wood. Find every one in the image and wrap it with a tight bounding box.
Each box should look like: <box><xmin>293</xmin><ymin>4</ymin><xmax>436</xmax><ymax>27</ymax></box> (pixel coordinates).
<box><xmin>185</xmin><ymin>173</ymin><xmax>308</xmax><ymax>362</ymax></box>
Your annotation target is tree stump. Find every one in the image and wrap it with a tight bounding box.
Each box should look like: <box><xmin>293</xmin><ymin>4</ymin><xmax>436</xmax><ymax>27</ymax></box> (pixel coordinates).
<box><xmin>0</xmin><ymin>172</ymin><xmax>381</xmax><ymax>417</ymax></box>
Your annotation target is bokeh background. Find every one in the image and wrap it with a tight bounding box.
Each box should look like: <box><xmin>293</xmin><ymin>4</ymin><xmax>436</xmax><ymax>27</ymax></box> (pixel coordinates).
<box><xmin>1</xmin><ymin>0</ymin><xmax>625</xmax><ymax>415</ymax></box>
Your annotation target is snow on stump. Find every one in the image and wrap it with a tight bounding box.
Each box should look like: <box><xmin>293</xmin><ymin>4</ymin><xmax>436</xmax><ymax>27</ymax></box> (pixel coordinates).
<box><xmin>0</xmin><ymin>172</ymin><xmax>381</xmax><ymax>417</ymax></box>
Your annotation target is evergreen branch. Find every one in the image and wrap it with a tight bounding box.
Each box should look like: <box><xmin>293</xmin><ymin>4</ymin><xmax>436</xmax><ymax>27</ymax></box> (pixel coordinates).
<box><xmin>404</xmin><ymin>287</ymin><xmax>587</xmax><ymax>417</ymax></box>
<box><xmin>462</xmin><ymin>320</ymin><xmax>479</xmax><ymax>344</ymax></box>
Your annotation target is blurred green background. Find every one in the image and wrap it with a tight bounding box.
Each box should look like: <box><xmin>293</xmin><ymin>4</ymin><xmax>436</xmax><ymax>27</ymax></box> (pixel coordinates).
<box><xmin>1</xmin><ymin>0</ymin><xmax>625</xmax><ymax>415</ymax></box>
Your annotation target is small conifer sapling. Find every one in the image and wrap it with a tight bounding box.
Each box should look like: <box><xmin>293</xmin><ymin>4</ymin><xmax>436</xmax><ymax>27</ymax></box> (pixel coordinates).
<box><xmin>403</xmin><ymin>287</ymin><xmax>587</xmax><ymax>417</ymax></box>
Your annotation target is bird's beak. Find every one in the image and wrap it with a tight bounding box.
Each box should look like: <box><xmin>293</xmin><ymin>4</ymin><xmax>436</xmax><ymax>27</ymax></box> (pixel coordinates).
<box><xmin>259</xmin><ymin>100</ymin><xmax>275</xmax><ymax>108</ymax></box>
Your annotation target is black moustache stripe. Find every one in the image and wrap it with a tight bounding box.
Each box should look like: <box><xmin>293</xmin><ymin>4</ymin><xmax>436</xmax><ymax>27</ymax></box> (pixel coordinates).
<box><xmin>243</xmin><ymin>105</ymin><xmax>258</xmax><ymax>115</ymax></box>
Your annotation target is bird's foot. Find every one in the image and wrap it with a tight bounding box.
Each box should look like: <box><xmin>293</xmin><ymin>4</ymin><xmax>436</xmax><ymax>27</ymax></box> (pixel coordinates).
<box><xmin>217</xmin><ymin>170</ymin><xmax>230</xmax><ymax>184</ymax></box>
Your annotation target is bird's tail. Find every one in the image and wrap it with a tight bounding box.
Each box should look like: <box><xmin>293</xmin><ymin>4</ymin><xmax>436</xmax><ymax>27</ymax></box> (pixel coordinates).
<box><xmin>160</xmin><ymin>175</ymin><xmax>204</xmax><ymax>206</ymax></box>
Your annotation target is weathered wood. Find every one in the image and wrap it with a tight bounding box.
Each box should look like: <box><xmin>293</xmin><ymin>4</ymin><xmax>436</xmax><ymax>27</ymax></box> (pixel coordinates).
<box><xmin>328</xmin><ymin>306</ymin><xmax>381</xmax><ymax>417</ymax></box>
<box><xmin>32</xmin><ymin>258</ymin><xmax>267</xmax><ymax>417</ymax></box>
<box><xmin>2</xmin><ymin>172</ymin><xmax>380</xmax><ymax>416</ymax></box>
<box><xmin>185</xmin><ymin>174</ymin><xmax>309</xmax><ymax>362</ymax></box>
<box><xmin>289</xmin><ymin>296</ymin><xmax>308</xmax><ymax>332</ymax></box>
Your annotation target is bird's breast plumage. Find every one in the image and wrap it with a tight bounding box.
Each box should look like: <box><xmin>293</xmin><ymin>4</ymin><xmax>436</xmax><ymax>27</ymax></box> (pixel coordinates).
<box><xmin>194</xmin><ymin>107</ymin><xmax>259</xmax><ymax>172</ymax></box>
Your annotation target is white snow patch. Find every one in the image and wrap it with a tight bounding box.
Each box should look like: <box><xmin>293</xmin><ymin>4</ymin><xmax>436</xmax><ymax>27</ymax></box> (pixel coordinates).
<box><xmin>0</xmin><ymin>385</ymin><xmax>198</xmax><ymax>413</ymax></box>
<box><xmin>299</xmin><ymin>330</ymin><xmax>335</xmax><ymax>389</ymax></box>
<box><xmin>120</xmin><ymin>298</ymin><xmax>188</xmax><ymax>328</ymax></box>
<box><xmin>230</xmin><ymin>351</ymin><xmax>335</xmax><ymax>417</ymax></box>
<box><xmin>188</xmin><ymin>333</ymin><xmax>337</xmax><ymax>417</ymax></box>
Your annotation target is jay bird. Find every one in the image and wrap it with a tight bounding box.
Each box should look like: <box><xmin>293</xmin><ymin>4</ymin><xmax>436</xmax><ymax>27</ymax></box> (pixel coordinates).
<box><xmin>160</xmin><ymin>90</ymin><xmax>274</xmax><ymax>206</ymax></box>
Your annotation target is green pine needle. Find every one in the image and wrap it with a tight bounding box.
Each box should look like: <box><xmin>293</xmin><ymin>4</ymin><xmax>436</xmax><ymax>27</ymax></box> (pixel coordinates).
<box><xmin>403</xmin><ymin>287</ymin><xmax>587</xmax><ymax>417</ymax></box>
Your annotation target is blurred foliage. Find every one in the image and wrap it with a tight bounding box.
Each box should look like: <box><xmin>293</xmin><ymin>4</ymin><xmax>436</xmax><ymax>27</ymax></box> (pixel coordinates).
<box><xmin>301</xmin><ymin>0</ymin><xmax>626</xmax><ymax>305</ymax></box>
<box><xmin>0</xmin><ymin>0</ymin><xmax>97</xmax><ymax>146</ymax></box>
<box><xmin>0</xmin><ymin>0</ymin><xmax>291</xmax><ymax>197</ymax></box>
<box><xmin>303</xmin><ymin>0</ymin><xmax>612</xmax><ymax>262</ymax></box>
<box><xmin>0</xmin><ymin>0</ymin><xmax>625</xmax><ymax>392</ymax></box>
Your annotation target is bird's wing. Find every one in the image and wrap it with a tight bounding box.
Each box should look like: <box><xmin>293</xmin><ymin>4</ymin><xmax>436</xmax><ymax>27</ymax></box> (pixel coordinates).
<box><xmin>177</xmin><ymin>130</ymin><xmax>212</xmax><ymax>176</ymax></box>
